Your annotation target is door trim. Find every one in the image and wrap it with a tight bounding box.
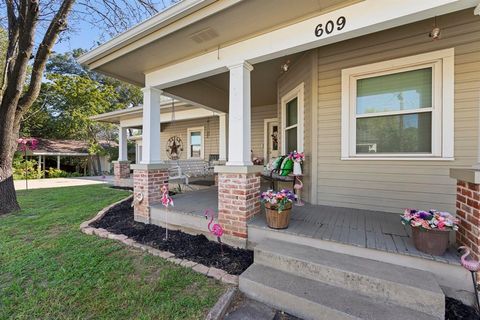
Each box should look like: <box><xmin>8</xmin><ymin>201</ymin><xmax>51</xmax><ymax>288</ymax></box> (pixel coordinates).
<box><xmin>264</xmin><ymin>118</ymin><xmax>279</xmax><ymax>161</ymax></box>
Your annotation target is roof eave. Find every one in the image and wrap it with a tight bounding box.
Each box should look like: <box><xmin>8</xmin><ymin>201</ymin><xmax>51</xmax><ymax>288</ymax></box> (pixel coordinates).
<box><xmin>77</xmin><ymin>0</ymin><xmax>217</xmax><ymax>67</ymax></box>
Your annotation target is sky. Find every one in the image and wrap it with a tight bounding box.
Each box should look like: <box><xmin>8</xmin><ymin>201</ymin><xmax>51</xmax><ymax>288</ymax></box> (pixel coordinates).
<box><xmin>53</xmin><ymin>1</ymin><xmax>178</xmax><ymax>54</ymax></box>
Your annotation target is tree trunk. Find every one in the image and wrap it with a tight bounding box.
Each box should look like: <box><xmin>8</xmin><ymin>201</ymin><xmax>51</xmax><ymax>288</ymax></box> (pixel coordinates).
<box><xmin>95</xmin><ymin>154</ymin><xmax>102</xmax><ymax>175</ymax></box>
<box><xmin>0</xmin><ymin>163</ymin><xmax>20</xmax><ymax>214</ymax></box>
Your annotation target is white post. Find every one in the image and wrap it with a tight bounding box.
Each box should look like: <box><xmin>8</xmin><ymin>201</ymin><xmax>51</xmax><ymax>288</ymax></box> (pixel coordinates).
<box><xmin>226</xmin><ymin>62</ymin><xmax>253</xmax><ymax>166</ymax></box>
<box><xmin>38</xmin><ymin>155</ymin><xmax>41</xmax><ymax>176</ymax></box>
<box><xmin>141</xmin><ymin>87</ymin><xmax>162</xmax><ymax>164</ymax></box>
<box><xmin>118</xmin><ymin>126</ymin><xmax>128</xmax><ymax>161</ymax></box>
<box><xmin>219</xmin><ymin>113</ymin><xmax>227</xmax><ymax>161</ymax></box>
<box><xmin>57</xmin><ymin>155</ymin><xmax>60</xmax><ymax>170</ymax></box>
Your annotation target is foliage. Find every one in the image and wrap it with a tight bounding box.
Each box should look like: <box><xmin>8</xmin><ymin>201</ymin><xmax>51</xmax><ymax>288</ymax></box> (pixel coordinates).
<box><xmin>0</xmin><ymin>185</ymin><xmax>225</xmax><ymax>318</ymax></box>
<box><xmin>260</xmin><ymin>189</ymin><xmax>297</xmax><ymax>211</ymax></box>
<box><xmin>12</xmin><ymin>155</ymin><xmax>43</xmax><ymax>180</ymax></box>
<box><xmin>401</xmin><ymin>209</ymin><xmax>459</xmax><ymax>231</ymax></box>
<box><xmin>46</xmin><ymin>168</ymin><xmax>69</xmax><ymax>178</ymax></box>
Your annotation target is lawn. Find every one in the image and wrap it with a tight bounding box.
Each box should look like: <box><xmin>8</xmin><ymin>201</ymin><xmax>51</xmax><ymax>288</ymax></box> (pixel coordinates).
<box><xmin>0</xmin><ymin>185</ymin><xmax>226</xmax><ymax>319</ymax></box>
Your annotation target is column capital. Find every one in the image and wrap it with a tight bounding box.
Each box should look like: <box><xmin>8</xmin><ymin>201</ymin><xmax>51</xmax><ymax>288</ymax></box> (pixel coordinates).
<box><xmin>227</xmin><ymin>61</ymin><xmax>254</xmax><ymax>72</ymax></box>
<box><xmin>141</xmin><ymin>86</ymin><xmax>163</xmax><ymax>95</ymax></box>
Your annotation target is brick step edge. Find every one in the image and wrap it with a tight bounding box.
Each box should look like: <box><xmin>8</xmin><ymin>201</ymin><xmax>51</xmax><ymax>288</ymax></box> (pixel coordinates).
<box><xmin>79</xmin><ymin>195</ymin><xmax>239</xmax><ymax>285</ymax></box>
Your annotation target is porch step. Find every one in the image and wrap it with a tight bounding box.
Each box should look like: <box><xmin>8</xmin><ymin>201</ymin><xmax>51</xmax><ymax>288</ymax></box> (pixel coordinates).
<box><xmin>240</xmin><ymin>264</ymin><xmax>440</xmax><ymax>320</ymax></box>
<box><xmin>253</xmin><ymin>239</ymin><xmax>444</xmax><ymax>318</ymax></box>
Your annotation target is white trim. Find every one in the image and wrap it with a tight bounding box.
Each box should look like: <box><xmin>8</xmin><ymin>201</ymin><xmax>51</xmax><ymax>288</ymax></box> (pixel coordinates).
<box><xmin>145</xmin><ymin>0</ymin><xmax>475</xmax><ymax>89</ymax></box>
<box><xmin>187</xmin><ymin>126</ymin><xmax>205</xmax><ymax>159</ymax></box>
<box><xmin>281</xmin><ymin>83</ymin><xmax>304</xmax><ymax>154</ymax></box>
<box><xmin>341</xmin><ymin>48</ymin><xmax>454</xmax><ymax>160</ymax></box>
<box><xmin>263</xmin><ymin>118</ymin><xmax>279</xmax><ymax>161</ymax></box>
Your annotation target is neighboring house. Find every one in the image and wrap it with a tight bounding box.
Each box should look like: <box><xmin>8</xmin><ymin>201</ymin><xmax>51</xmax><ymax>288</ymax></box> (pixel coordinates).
<box><xmin>81</xmin><ymin>1</ymin><xmax>480</xmax><ymax>318</ymax></box>
<box><xmin>22</xmin><ymin>138</ymin><xmax>113</xmax><ymax>175</ymax></box>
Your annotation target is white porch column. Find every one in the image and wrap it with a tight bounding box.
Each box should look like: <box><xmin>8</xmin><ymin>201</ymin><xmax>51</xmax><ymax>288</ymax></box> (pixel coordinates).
<box><xmin>141</xmin><ymin>87</ymin><xmax>162</xmax><ymax>164</ymax></box>
<box><xmin>57</xmin><ymin>155</ymin><xmax>60</xmax><ymax>170</ymax></box>
<box><xmin>219</xmin><ymin>113</ymin><xmax>227</xmax><ymax>161</ymax></box>
<box><xmin>226</xmin><ymin>62</ymin><xmax>253</xmax><ymax>166</ymax></box>
<box><xmin>118</xmin><ymin>126</ymin><xmax>128</xmax><ymax>161</ymax></box>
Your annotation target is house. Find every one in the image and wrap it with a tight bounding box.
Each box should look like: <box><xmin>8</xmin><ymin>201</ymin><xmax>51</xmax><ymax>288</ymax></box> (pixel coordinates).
<box><xmin>20</xmin><ymin>138</ymin><xmax>113</xmax><ymax>176</ymax></box>
<box><xmin>80</xmin><ymin>1</ymin><xmax>480</xmax><ymax>318</ymax></box>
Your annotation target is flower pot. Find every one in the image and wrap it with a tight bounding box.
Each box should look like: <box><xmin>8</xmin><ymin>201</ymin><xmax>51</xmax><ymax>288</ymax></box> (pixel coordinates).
<box><xmin>293</xmin><ymin>162</ymin><xmax>302</xmax><ymax>175</ymax></box>
<box><xmin>411</xmin><ymin>227</ymin><xmax>450</xmax><ymax>256</ymax></box>
<box><xmin>265</xmin><ymin>202</ymin><xmax>292</xmax><ymax>229</ymax></box>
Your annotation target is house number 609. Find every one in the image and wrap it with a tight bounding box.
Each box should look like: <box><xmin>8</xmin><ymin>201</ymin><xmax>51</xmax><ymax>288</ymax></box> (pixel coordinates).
<box><xmin>314</xmin><ymin>16</ymin><xmax>346</xmax><ymax>37</ymax></box>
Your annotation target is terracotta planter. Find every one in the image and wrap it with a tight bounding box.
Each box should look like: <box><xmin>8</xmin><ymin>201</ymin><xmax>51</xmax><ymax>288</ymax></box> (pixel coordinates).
<box><xmin>411</xmin><ymin>227</ymin><xmax>450</xmax><ymax>256</ymax></box>
<box><xmin>265</xmin><ymin>202</ymin><xmax>292</xmax><ymax>229</ymax></box>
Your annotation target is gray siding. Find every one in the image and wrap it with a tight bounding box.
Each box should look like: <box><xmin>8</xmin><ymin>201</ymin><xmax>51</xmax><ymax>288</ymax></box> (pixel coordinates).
<box><xmin>315</xmin><ymin>9</ymin><xmax>479</xmax><ymax>213</ymax></box>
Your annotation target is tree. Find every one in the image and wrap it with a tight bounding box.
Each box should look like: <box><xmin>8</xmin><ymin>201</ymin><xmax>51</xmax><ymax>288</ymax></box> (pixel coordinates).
<box><xmin>0</xmin><ymin>0</ymin><xmax>178</xmax><ymax>214</ymax></box>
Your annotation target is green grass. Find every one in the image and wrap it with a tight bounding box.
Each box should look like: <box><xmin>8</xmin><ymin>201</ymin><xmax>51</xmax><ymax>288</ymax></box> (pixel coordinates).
<box><xmin>0</xmin><ymin>185</ymin><xmax>226</xmax><ymax>320</ymax></box>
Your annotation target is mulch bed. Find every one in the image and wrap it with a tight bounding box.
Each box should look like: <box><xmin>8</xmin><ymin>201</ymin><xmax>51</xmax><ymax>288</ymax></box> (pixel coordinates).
<box><xmin>445</xmin><ymin>297</ymin><xmax>479</xmax><ymax>320</ymax></box>
<box><xmin>90</xmin><ymin>198</ymin><xmax>253</xmax><ymax>275</ymax></box>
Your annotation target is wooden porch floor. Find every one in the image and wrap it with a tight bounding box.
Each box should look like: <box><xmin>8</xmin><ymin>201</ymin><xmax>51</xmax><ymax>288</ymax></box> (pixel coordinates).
<box><xmin>168</xmin><ymin>186</ymin><xmax>460</xmax><ymax>265</ymax></box>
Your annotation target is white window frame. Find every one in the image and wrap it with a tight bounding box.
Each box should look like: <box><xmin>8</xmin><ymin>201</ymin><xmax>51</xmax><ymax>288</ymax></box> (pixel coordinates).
<box><xmin>281</xmin><ymin>83</ymin><xmax>304</xmax><ymax>154</ymax></box>
<box><xmin>187</xmin><ymin>126</ymin><xmax>204</xmax><ymax>159</ymax></box>
<box><xmin>341</xmin><ymin>48</ymin><xmax>454</xmax><ymax>160</ymax></box>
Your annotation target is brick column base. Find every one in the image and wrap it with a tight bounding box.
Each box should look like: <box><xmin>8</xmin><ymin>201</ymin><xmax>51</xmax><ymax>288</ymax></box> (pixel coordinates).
<box><xmin>450</xmin><ymin>168</ymin><xmax>480</xmax><ymax>262</ymax></box>
<box><xmin>113</xmin><ymin>161</ymin><xmax>131</xmax><ymax>180</ymax></box>
<box><xmin>215</xmin><ymin>166</ymin><xmax>263</xmax><ymax>248</ymax></box>
<box><xmin>131</xmin><ymin>164</ymin><xmax>169</xmax><ymax>224</ymax></box>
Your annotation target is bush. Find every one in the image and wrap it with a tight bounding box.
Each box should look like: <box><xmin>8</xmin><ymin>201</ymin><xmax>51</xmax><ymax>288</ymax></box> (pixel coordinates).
<box><xmin>46</xmin><ymin>168</ymin><xmax>69</xmax><ymax>178</ymax></box>
<box><xmin>13</xmin><ymin>156</ymin><xmax>43</xmax><ymax>180</ymax></box>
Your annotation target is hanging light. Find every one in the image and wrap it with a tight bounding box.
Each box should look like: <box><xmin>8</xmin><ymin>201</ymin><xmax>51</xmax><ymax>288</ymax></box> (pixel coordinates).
<box><xmin>280</xmin><ymin>60</ymin><xmax>291</xmax><ymax>73</ymax></box>
<box><xmin>429</xmin><ymin>16</ymin><xmax>441</xmax><ymax>41</ymax></box>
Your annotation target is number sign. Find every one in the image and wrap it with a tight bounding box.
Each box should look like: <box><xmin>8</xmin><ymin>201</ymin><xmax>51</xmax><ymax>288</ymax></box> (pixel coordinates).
<box><xmin>314</xmin><ymin>16</ymin><xmax>346</xmax><ymax>38</ymax></box>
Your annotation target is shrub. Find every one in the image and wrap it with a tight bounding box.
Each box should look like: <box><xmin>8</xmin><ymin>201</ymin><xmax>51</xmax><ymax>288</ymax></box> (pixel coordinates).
<box><xmin>13</xmin><ymin>156</ymin><xmax>43</xmax><ymax>180</ymax></box>
<box><xmin>46</xmin><ymin>168</ymin><xmax>69</xmax><ymax>178</ymax></box>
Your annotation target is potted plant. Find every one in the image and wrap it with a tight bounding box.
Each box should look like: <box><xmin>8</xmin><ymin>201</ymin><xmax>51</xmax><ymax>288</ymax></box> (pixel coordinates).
<box><xmin>287</xmin><ymin>150</ymin><xmax>305</xmax><ymax>176</ymax></box>
<box><xmin>260</xmin><ymin>189</ymin><xmax>296</xmax><ymax>229</ymax></box>
<box><xmin>401</xmin><ymin>209</ymin><xmax>459</xmax><ymax>255</ymax></box>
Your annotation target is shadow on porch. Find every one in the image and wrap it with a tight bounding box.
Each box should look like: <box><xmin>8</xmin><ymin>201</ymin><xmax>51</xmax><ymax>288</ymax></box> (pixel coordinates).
<box><xmin>152</xmin><ymin>186</ymin><xmax>460</xmax><ymax>266</ymax></box>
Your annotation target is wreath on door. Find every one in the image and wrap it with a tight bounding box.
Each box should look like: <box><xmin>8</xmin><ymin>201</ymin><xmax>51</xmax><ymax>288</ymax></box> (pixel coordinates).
<box><xmin>166</xmin><ymin>136</ymin><xmax>183</xmax><ymax>160</ymax></box>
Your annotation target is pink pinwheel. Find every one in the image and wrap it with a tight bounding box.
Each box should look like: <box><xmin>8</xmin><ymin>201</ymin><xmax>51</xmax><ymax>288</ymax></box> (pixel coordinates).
<box><xmin>161</xmin><ymin>185</ymin><xmax>173</xmax><ymax>240</ymax></box>
<box><xmin>17</xmin><ymin>138</ymin><xmax>39</xmax><ymax>191</ymax></box>
<box><xmin>205</xmin><ymin>208</ymin><xmax>224</xmax><ymax>255</ymax></box>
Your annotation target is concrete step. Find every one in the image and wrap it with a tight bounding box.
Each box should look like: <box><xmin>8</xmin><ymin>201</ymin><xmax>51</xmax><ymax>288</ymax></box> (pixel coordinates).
<box><xmin>240</xmin><ymin>264</ymin><xmax>441</xmax><ymax>320</ymax></box>
<box><xmin>254</xmin><ymin>239</ymin><xmax>444</xmax><ymax>318</ymax></box>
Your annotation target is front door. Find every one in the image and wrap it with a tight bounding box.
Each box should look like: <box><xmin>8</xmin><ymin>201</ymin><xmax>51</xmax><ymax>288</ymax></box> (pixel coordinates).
<box><xmin>266</xmin><ymin>121</ymin><xmax>279</xmax><ymax>162</ymax></box>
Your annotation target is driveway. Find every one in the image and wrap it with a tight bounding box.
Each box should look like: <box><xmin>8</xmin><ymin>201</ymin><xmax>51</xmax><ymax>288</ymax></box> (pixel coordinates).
<box><xmin>14</xmin><ymin>176</ymin><xmax>115</xmax><ymax>190</ymax></box>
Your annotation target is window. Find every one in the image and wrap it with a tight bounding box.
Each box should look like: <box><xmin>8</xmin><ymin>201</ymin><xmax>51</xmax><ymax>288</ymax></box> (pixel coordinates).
<box><xmin>187</xmin><ymin>127</ymin><xmax>204</xmax><ymax>159</ymax></box>
<box><xmin>341</xmin><ymin>49</ymin><xmax>454</xmax><ymax>160</ymax></box>
<box><xmin>281</xmin><ymin>83</ymin><xmax>304</xmax><ymax>154</ymax></box>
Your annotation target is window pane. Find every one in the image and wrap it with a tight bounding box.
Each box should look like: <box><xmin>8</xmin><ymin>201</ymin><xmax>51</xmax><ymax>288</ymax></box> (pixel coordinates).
<box><xmin>286</xmin><ymin>98</ymin><xmax>298</xmax><ymax>127</ymax></box>
<box><xmin>356</xmin><ymin>112</ymin><xmax>432</xmax><ymax>154</ymax></box>
<box><xmin>191</xmin><ymin>145</ymin><xmax>201</xmax><ymax>158</ymax></box>
<box><xmin>190</xmin><ymin>131</ymin><xmax>201</xmax><ymax>145</ymax></box>
<box><xmin>285</xmin><ymin>127</ymin><xmax>297</xmax><ymax>153</ymax></box>
<box><xmin>357</xmin><ymin>68</ymin><xmax>432</xmax><ymax>115</ymax></box>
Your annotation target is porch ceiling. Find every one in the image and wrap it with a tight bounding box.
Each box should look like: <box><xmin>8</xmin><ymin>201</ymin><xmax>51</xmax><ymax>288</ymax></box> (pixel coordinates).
<box><xmin>81</xmin><ymin>0</ymin><xmax>357</xmax><ymax>86</ymax></box>
<box><xmin>164</xmin><ymin>51</ymin><xmax>305</xmax><ymax>111</ymax></box>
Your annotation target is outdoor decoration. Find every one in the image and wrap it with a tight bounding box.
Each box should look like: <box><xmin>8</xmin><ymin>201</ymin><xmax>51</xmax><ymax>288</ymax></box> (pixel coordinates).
<box><xmin>458</xmin><ymin>246</ymin><xmax>480</xmax><ymax>313</ymax></box>
<box><xmin>130</xmin><ymin>192</ymin><xmax>144</xmax><ymax>207</ymax></box>
<box><xmin>166</xmin><ymin>136</ymin><xmax>183</xmax><ymax>160</ymax></box>
<box><xmin>260</xmin><ymin>189</ymin><xmax>296</xmax><ymax>229</ymax></box>
<box><xmin>161</xmin><ymin>185</ymin><xmax>174</xmax><ymax>240</ymax></box>
<box><xmin>293</xmin><ymin>176</ymin><xmax>304</xmax><ymax>207</ymax></box>
<box><xmin>401</xmin><ymin>209</ymin><xmax>458</xmax><ymax>255</ymax></box>
<box><xmin>17</xmin><ymin>137</ymin><xmax>38</xmax><ymax>191</ymax></box>
<box><xmin>204</xmin><ymin>208</ymin><xmax>224</xmax><ymax>255</ymax></box>
<box><xmin>288</xmin><ymin>150</ymin><xmax>304</xmax><ymax>176</ymax></box>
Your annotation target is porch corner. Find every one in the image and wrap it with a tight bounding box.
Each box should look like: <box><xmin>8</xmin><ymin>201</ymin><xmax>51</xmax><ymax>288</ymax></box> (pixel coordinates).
<box><xmin>215</xmin><ymin>165</ymin><xmax>263</xmax><ymax>248</ymax></box>
<box><xmin>131</xmin><ymin>163</ymin><xmax>169</xmax><ymax>223</ymax></box>
<box><xmin>450</xmin><ymin>168</ymin><xmax>480</xmax><ymax>261</ymax></box>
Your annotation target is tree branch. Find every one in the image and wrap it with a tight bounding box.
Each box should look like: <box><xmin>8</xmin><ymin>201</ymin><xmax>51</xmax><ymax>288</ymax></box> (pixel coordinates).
<box><xmin>16</xmin><ymin>0</ymin><xmax>75</xmax><ymax>119</ymax></box>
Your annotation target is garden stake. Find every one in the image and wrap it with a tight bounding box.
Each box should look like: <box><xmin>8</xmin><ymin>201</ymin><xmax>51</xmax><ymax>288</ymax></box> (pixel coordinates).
<box><xmin>458</xmin><ymin>246</ymin><xmax>480</xmax><ymax>313</ymax></box>
<box><xmin>17</xmin><ymin>138</ymin><xmax>38</xmax><ymax>192</ymax></box>
<box><xmin>204</xmin><ymin>208</ymin><xmax>224</xmax><ymax>255</ymax></box>
<box><xmin>161</xmin><ymin>185</ymin><xmax>174</xmax><ymax>240</ymax></box>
